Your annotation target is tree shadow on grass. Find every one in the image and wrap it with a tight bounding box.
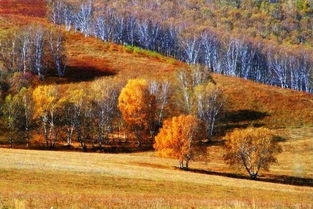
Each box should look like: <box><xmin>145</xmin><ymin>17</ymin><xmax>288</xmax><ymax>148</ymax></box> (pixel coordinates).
<box><xmin>64</xmin><ymin>65</ymin><xmax>116</xmax><ymax>82</ymax></box>
<box><xmin>48</xmin><ymin>66</ymin><xmax>116</xmax><ymax>84</ymax></box>
<box><xmin>23</xmin><ymin>141</ymin><xmax>154</xmax><ymax>153</ymax></box>
<box><xmin>183</xmin><ymin>168</ymin><xmax>313</xmax><ymax>187</ymax></box>
<box><xmin>45</xmin><ymin>65</ymin><xmax>116</xmax><ymax>84</ymax></box>
<box><xmin>215</xmin><ymin>110</ymin><xmax>270</xmax><ymax>137</ymax></box>
<box><xmin>221</xmin><ymin>110</ymin><xmax>270</xmax><ymax>123</ymax></box>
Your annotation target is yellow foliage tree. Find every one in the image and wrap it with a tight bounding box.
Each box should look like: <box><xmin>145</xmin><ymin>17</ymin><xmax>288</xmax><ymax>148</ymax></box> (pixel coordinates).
<box><xmin>154</xmin><ymin>115</ymin><xmax>204</xmax><ymax>169</ymax></box>
<box><xmin>32</xmin><ymin>85</ymin><xmax>63</xmax><ymax>147</ymax></box>
<box><xmin>118</xmin><ymin>79</ymin><xmax>156</xmax><ymax>142</ymax></box>
<box><xmin>224</xmin><ymin>127</ymin><xmax>282</xmax><ymax>179</ymax></box>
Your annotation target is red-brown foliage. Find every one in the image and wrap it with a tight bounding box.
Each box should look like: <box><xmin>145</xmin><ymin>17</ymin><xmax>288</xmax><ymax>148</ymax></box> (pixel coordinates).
<box><xmin>0</xmin><ymin>0</ymin><xmax>46</xmax><ymax>17</ymax></box>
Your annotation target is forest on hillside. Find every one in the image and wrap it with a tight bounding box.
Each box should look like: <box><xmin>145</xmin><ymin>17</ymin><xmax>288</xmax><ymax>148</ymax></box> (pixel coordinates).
<box><xmin>45</xmin><ymin>0</ymin><xmax>313</xmax><ymax>92</ymax></box>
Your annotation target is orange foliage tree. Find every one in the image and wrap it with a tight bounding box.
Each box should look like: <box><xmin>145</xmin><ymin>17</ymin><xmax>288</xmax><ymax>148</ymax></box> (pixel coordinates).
<box><xmin>154</xmin><ymin>115</ymin><xmax>205</xmax><ymax>169</ymax></box>
<box><xmin>224</xmin><ymin>127</ymin><xmax>282</xmax><ymax>179</ymax></box>
<box><xmin>118</xmin><ymin>79</ymin><xmax>156</xmax><ymax>142</ymax></box>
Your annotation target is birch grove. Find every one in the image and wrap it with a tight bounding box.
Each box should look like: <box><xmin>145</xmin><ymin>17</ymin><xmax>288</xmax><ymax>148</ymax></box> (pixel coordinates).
<box><xmin>46</xmin><ymin>0</ymin><xmax>313</xmax><ymax>93</ymax></box>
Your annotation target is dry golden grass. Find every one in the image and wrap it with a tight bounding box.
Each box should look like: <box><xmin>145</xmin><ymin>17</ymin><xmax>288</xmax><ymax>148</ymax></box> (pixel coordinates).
<box><xmin>273</xmin><ymin>128</ymin><xmax>313</xmax><ymax>178</ymax></box>
<box><xmin>0</xmin><ymin>128</ymin><xmax>312</xmax><ymax>209</ymax></box>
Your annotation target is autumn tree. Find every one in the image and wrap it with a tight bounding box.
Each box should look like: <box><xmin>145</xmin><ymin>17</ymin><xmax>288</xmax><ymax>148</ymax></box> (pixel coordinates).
<box><xmin>63</xmin><ymin>86</ymin><xmax>92</xmax><ymax>149</ymax></box>
<box><xmin>91</xmin><ymin>78</ymin><xmax>121</xmax><ymax>146</ymax></box>
<box><xmin>2</xmin><ymin>88</ymin><xmax>34</xmax><ymax>147</ymax></box>
<box><xmin>32</xmin><ymin>85</ymin><xmax>63</xmax><ymax>147</ymax></box>
<box><xmin>48</xmin><ymin>27</ymin><xmax>67</xmax><ymax>77</ymax></box>
<box><xmin>195</xmin><ymin>83</ymin><xmax>223</xmax><ymax>139</ymax></box>
<box><xmin>12</xmin><ymin>87</ymin><xmax>34</xmax><ymax>147</ymax></box>
<box><xmin>176</xmin><ymin>66</ymin><xmax>211</xmax><ymax>114</ymax></box>
<box><xmin>31</xmin><ymin>25</ymin><xmax>46</xmax><ymax>78</ymax></box>
<box><xmin>148</xmin><ymin>79</ymin><xmax>170</xmax><ymax>127</ymax></box>
<box><xmin>154</xmin><ymin>115</ymin><xmax>204</xmax><ymax>169</ymax></box>
<box><xmin>60</xmin><ymin>88</ymin><xmax>76</xmax><ymax>145</ymax></box>
<box><xmin>118</xmin><ymin>79</ymin><xmax>156</xmax><ymax>143</ymax></box>
<box><xmin>224</xmin><ymin>127</ymin><xmax>282</xmax><ymax>179</ymax></box>
<box><xmin>2</xmin><ymin>95</ymin><xmax>22</xmax><ymax>147</ymax></box>
<box><xmin>175</xmin><ymin>66</ymin><xmax>223</xmax><ymax>140</ymax></box>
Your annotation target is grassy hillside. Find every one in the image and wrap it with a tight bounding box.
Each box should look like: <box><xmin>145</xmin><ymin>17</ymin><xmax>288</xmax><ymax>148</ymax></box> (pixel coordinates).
<box><xmin>0</xmin><ymin>128</ymin><xmax>312</xmax><ymax>209</ymax></box>
<box><xmin>63</xmin><ymin>32</ymin><xmax>182</xmax><ymax>82</ymax></box>
<box><xmin>214</xmin><ymin>74</ymin><xmax>313</xmax><ymax>128</ymax></box>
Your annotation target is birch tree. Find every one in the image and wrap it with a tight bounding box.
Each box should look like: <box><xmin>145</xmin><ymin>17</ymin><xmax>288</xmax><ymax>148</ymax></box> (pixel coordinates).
<box><xmin>195</xmin><ymin>83</ymin><xmax>223</xmax><ymax>139</ymax></box>
<box><xmin>33</xmin><ymin>85</ymin><xmax>63</xmax><ymax>147</ymax></box>
<box><xmin>91</xmin><ymin>78</ymin><xmax>121</xmax><ymax>146</ymax></box>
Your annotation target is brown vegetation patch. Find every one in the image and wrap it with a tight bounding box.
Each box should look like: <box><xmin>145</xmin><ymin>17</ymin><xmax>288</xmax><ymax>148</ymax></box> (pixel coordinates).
<box><xmin>0</xmin><ymin>0</ymin><xmax>46</xmax><ymax>17</ymax></box>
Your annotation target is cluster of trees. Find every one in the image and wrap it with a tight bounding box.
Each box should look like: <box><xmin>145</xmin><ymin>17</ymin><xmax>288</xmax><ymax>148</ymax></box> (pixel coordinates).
<box><xmin>1</xmin><ymin>67</ymin><xmax>280</xmax><ymax>179</ymax></box>
<box><xmin>2</xmin><ymin>78</ymin><xmax>122</xmax><ymax>149</ymax></box>
<box><xmin>153</xmin><ymin>115</ymin><xmax>281</xmax><ymax>179</ymax></box>
<box><xmin>0</xmin><ymin>66</ymin><xmax>223</xmax><ymax>150</ymax></box>
<box><xmin>46</xmin><ymin>0</ymin><xmax>313</xmax><ymax>92</ymax></box>
<box><xmin>0</xmin><ymin>25</ymin><xmax>66</xmax><ymax>78</ymax></box>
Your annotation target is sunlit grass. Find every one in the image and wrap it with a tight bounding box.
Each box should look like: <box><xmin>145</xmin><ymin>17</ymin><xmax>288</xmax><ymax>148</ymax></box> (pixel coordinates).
<box><xmin>0</xmin><ymin>128</ymin><xmax>312</xmax><ymax>209</ymax></box>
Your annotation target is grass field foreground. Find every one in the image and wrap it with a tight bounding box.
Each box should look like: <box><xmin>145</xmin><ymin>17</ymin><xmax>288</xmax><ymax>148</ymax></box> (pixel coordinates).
<box><xmin>0</xmin><ymin>128</ymin><xmax>312</xmax><ymax>209</ymax></box>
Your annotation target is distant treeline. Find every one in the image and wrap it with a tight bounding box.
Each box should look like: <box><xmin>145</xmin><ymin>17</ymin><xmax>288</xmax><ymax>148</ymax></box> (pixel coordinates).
<box><xmin>47</xmin><ymin>0</ymin><xmax>313</xmax><ymax>92</ymax></box>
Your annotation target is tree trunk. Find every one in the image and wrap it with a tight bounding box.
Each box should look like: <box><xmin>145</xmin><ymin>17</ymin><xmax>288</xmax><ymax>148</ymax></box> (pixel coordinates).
<box><xmin>9</xmin><ymin>133</ymin><xmax>13</xmax><ymax>148</ymax></box>
<box><xmin>25</xmin><ymin>126</ymin><xmax>30</xmax><ymax>148</ymax></box>
<box><xmin>185</xmin><ymin>160</ymin><xmax>189</xmax><ymax>169</ymax></box>
<box><xmin>179</xmin><ymin>161</ymin><xmax>183</xmax><ymax>169</ymax></box>
<box><xmin>250</xmin><ymin>173</ymin><xmax>258</xmax><ymax>180</ymax></box>
<box><xmin>43</xmin><ymin>120</ymin><xmax>49</xmax><ymax>147</ymax></box>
